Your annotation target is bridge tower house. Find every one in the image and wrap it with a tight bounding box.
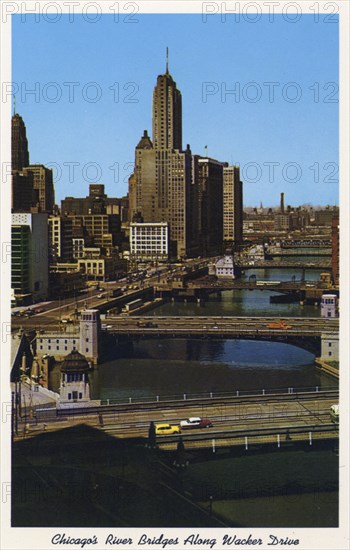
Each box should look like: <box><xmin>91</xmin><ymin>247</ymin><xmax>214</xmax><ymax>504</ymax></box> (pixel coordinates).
<box><xmin>320</xmin><ymin>294</ymin><xmax>338</xmax><ymax>318</ymax></box>
<box><xmin>79</xmin><ymin>309</ymin><xmax>100</xmax><ymax>364</ymax></box>
<box><xmin>59</xmin><ymin>350</ymin><xmax>91</xmax><ymax>405</ymax></box>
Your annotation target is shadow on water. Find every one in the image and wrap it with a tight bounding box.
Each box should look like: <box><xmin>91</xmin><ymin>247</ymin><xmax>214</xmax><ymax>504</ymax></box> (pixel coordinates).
<box><xmin>12</xmin><ymin>425</ymin><xmax>338</xmax><ymax>528</ymax></box>
<box><xmin>86</xmin><ymin>337</ymin><xmax>335</xmax><ymax>402</ymax></box>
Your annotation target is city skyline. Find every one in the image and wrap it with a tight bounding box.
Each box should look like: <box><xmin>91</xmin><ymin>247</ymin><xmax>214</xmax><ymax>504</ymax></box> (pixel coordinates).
<box><xmin>12</xmin><ymin>13</ymin><xmax>339</xmax><ymax>206</ymax></box>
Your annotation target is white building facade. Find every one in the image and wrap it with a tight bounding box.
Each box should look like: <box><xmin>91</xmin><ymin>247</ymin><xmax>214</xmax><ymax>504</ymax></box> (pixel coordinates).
<box><xmin>215</xmin><ymin>255</ymin><xmax>235</xmax><ymax>279</ymax></box>
<box><xmin>59</xmin><ymin>350</ymin><xmax>91</xmax><ymax>405</ymax></box>
<box><xmin>36</xmin><ymin>309</ymin><xmax>100</xmax><ymax>364</ymax></box>
<box><xmin>130</xmin><ymin>222</ymin><xmax>169</xmax><ymax>261</ymax></box>
<box><xmin>320</xmin><ymin>294</ymin><xmax>338</xmax><ymax>318</ymax></box>
<box><xmin>320</xmin><ymin>332</ymin><xmax>339</xmax><ymax>361</ymax></box>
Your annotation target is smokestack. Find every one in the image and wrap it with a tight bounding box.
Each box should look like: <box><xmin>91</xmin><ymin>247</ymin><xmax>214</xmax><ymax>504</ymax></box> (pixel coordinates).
<box><xmin>280</xmin><ymin>192</ymin><xmax>285</xmax><ymax>214</ymax></box>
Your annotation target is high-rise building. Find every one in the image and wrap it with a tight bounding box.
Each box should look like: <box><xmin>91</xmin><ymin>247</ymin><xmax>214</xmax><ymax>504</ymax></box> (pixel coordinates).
<box><xmin>331</xmin><ymin>217</ymin><xmax>339</xmax><ymax>285</ymax></box>
<box><xmin>48</xmin><ymin>216</ymin><xmax>73</xmax><ymax>263</ymax></box>
<box><xmin>23</xmin><ymin>164</ymin><xmax>55</xmax><ymax>213</ymax></box>
<box><xmin>129</xmin><ymin>54</ymin><xmax>199</xmax><ymax>259</ymax></box>
<box><xmin>223</xmin><ymin>166</ymin><xmax>243</xmax><ymax>245</ymax></box>
<box><xmin>11</xmin><ymin>170</ymin><xmax>37</xmax><ymax>212</ymax></box>
<box><xmin>62</xmin><ymin>184</ymin><xmax>127</xmax><ymax>220</ymax></box>
<box><xmin>11</xmin><ymin>212</ymin><xmax>49</xmax><ymax>304</ymax></box>
<box><xmin>129</xmin><ymin>56</ymin><xmax>226</xmax><ymax>259</ymax></box>
<box><xmin>152</xmin><ymin>51</ymin><xmax>182</xmax><ymax>151</ymax></box>
<box><xmin>11</xmin><ymin>113</ymin><xmax>29</xmax><ymax>171</ymax></box>
<box><xmin>196</xmin><ymin>157</ymin><xmax>224</xmax><ymax>255</ymax></box>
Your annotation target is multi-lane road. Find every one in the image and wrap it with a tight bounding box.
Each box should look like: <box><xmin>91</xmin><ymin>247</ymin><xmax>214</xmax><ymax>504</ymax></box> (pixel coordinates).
<box><xmin>18</xmin><ymin>391</ymin><xmax>339</xmax><ymax>449</ymax></box>
<box><xmin>12</xmin><ymin>310</ymin><xmax>338</xmax><ymax>342</ymax></box>
<box><xmin>98</xmin><ymin>315</ymin><xmax>338</xmax><ymax>338</ymax></box>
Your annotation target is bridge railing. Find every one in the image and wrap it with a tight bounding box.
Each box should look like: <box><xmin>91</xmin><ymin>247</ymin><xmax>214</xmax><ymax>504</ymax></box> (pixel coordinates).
<box><xmin>99</xmin><ymin>385</ymin><xmax>337</xmax><ymax>407</ymax></box>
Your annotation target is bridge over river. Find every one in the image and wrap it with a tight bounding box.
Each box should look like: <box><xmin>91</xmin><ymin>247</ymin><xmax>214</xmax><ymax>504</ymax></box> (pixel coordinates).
<box><xmin>102</xmin><ymin>316</ymin><xmax>338</xmax><ymax>354</ymax></box>
<box><xmin>19</xmin><ymin>388</ymin><xmax>339</xmax><ymax>450</ymax></box>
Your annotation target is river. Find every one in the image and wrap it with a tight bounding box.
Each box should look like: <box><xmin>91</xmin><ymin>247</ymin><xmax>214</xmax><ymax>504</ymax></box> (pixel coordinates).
<box><xmin>49</xmin><ymin>266</ymin><xmax>339</xmax><ymax>528</ymax></box>
<box><xmin>88</xmin><ymin>268</ymin><xmax>335</xmax><ymax>402</ymax></box>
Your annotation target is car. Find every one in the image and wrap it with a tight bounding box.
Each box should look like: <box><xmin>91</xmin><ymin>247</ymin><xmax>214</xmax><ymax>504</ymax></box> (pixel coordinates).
<box><xmin>330</xmin><ymin>404</ymin><xmax>339</xmax><ymax>424</ymax></box>
<box><xmin>155</xmin><ymin>423</ymin><xmax>181</xmax><ymax>435</ymax></box>
<box><xmin>24</xmin><ymin>309</ymin><xmax>35</xmax><ymax>317</ymax></box>
<box><xmin>97</xmin><ymin>294</ymin><xmax>104</xmax><ymax>299</ymax></box>
<box><xmin>138</xmin><ymin>321</ymin><xmax>158</xmax><ymax>328</ymax></box>
<box><xmin>180</xmin><ymin>417</ymin><xmax>213</xmax><ymax>429</ymax></box>
<box><xmin>266</xmin><ymin>320</ymin><xmax>293</xmax><ymax>330</ymax></box>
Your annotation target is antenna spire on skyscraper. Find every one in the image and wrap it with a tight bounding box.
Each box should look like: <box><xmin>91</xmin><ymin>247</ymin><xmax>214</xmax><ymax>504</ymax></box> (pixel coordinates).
<box><xmin>166</xmin><ymin>47</ymin><xmax>169</xmax><ymax>74</ymax></box>
<box><xmin>13</xmin><ymin>94</ymin><xmax>16</xmax><ymax>116</ymax></box>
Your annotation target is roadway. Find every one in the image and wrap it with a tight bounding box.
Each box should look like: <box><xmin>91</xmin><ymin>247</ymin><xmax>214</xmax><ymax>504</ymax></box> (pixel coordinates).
<box><xmin>12</xmin><ymin>312</ymin><xmax>338</xmax><ymax>339</ymax></box>
<box><xmin>98</xmin><ymin>316</ymin><xmax>338</xmax><ymax>337</ymax></box>
<box><xmin>185</xmin><ymin>278</ymin><xmax>333</xmax><ymax>292</ymax></box>
<box><xmin>16</xmin><ymin>391</ymin><xmax>338</xmax><ymax>449</ymax></box>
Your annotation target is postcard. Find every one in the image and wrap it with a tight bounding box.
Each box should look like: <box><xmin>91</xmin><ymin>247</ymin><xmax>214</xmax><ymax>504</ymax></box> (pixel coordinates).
<box><xmin>1</xmin><ymin>1</ymin><xmax>349</xmax><ymax>549</ymax></box>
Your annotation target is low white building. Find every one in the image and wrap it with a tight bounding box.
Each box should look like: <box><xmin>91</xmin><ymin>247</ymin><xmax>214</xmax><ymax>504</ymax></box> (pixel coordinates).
<box><xmin>130</xmin><ymin>222</ymin><xmax>168</xmax><ymax>262</ymax></box>
<box><xmin>214</xmin><ymin>255</ymin><xmax>235</xmax><ymax>279</ymax></box>
<box><xmin>36</xmin><ymin>309</ymin><xmax>100</xmax><ymax>364</ymax></box>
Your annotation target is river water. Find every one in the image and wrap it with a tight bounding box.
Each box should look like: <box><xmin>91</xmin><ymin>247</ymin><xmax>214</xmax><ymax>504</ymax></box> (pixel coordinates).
<box><xmin>51</xmin><ymin>266</ymin><xmax>339</xmax><ymax>527</ymax></box>
<box><xmin>88</xmin><ymin>268</ymin><xmax>335</xmax><ymax>402</ymax></box>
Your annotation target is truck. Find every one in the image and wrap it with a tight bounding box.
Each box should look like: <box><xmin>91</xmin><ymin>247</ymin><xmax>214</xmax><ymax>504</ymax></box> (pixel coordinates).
<box><xmin>122</xmin><ymin>299</ymin><xmax>143</xmax><ymax>313</ymax></box>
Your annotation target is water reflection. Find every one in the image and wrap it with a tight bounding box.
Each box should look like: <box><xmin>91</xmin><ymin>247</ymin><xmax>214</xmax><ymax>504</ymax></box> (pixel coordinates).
<box><xmin>87</xmin><ymin>338</ymin><xmax>336</xmax><ymax>401</ymax></box>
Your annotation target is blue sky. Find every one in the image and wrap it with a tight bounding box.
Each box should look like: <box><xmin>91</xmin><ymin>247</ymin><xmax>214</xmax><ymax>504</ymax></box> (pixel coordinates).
<box><xmin>12</xmin><ymin>13</ymin><xmax>339</xmax><ymax>207</ymax></box>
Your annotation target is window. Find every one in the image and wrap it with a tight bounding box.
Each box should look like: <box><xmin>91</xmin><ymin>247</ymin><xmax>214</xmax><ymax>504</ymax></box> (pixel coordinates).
<box><xmin>68</xmin><ymin>393</ymin><xmax>71</xmax><ymax>400</ymax></box>
<box><xmin>79</xmin><ymin>393</ymin><xmax>82</xmax><ymax>399</ymax></box>
<box><xmin>328</xmin><ymin>342</ymin><xmax>332</xmax><ymax>347</ymax></box>
<box><xmin>86</xmin><ymin>348</ymin><xmax>89</xmax><ymax>352</ymax></box>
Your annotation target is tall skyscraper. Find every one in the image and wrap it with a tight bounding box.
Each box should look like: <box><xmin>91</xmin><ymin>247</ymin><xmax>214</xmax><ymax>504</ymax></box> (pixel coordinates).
<box><xmin>11</xmin><ymin>113</ymin><xmax>29</xmax><ymax>171</ymax></box>
<box><xmin>223</xmin><ymin>165</ymin><xmax>243</xmax><ymax>245</ymax></box>
<box><xmin>152</xmin><ymin>49</ymin><xmax>182</xmax><ymax>151</ymax></box>
<box><xmin>129</xmin><ymin>54</ymin><xmax>225</xmax><ymax>259</ymax></box>
<box><xmin>196</xmin><ymin>156</ymin><xmax>224</xmax><ymax>255</ymax></box>
<box><xmin>22</xmin><ymin>164</ymin><xmax>55</xmax><ymax>213</ymax></box>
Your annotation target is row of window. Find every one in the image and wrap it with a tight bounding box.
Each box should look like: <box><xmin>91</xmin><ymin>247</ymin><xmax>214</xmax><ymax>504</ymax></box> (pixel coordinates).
<box><xmin>40</xmin><ymin>338</ymin><xmax>76</xmax><ymax>344</ymax></box>
<box><xmin>65</xmin><ymin>373</ymin><xmax>85</xmax><ymax>382</ymax></box>
<box><xmin>40</xmin><ymin>345</ymin><xmax>76</xmax><ymax>351</ymax></box>
<box><xmin>67</xmin><ymin>392</ymin><xmax>83</xmax><ymax>400</ymax></box>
